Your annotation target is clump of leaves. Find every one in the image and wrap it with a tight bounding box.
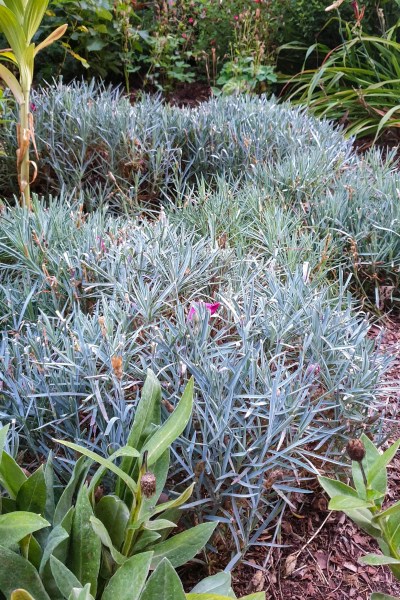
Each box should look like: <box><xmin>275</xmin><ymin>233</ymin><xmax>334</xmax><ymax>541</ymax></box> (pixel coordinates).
<box><xmin>282</xmin><ymin>18</ymin><xmax>400</xmax><ymax>140</ymax></box>
<box><xmin>0</xmin><ymin>371</ymin><xmax>265</xmax><ymax>599</ymax></box>
<box><xmin>319</xmin><ymin>435</ymin><xmax>400</xmax><ymax>600</ymax></box>
<box><xmin>0</xmin><ymin>0</ymin><xmax>66</xmax><ymax>207</ymax></box>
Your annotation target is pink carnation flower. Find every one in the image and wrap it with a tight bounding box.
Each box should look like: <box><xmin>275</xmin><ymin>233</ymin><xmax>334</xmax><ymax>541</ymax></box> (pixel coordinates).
<box><xmin>187</xmin><ymin>301</ymin><xmax>221</xmax><ymax>321</ymax></box>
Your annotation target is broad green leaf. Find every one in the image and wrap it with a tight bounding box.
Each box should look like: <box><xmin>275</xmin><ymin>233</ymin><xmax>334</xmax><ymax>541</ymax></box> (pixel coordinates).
<box><xmin>39</xmin><ymin>524</ymin><xmax>69</xmax><ymax>575</ymax></box>
<box><xmin>23</xmin><ymin>0</ymin><xmax>50</xmax><ymax>43</ymax></box>
<box><xmin>186</xmin><ymin>595</ymin><xmax>235</xmax><ymax>600</ymax></box>
<box><xmin>0</xmin><ymin>424</ymin><xmax>9</xmax><ymax>460</ymax></box>
<box><xmin>328</xmin><ymin>496</ymin><xmax>373</xmax><ymax>510</ymax></box>
<box><xmin>374</xmin><ymin>501</ymin><xmax>400</xmax><ymax>521</ymax></box>
<box><xmin>44</xmin><ymin>453</ymin><xmax>55</xmax><ymax>523</ymax></box>
<box><xmin>318</xmin><ymin>476</ymin><xmax>359</xmax><ymax>499</ymax></box>
<box><xmin>89</xmin><ymin>516</ymin><xmax>126</xmax><ymax>565</ymax></box>
<box><xmin>50</xmin><ymin>556</ymin><xmax>81</xmax><ymax>599</ymax></box>
<box><xmin>20</xmin><ymin>42</ymin><xmax>34</xmax><ymax>91</ymax></box>
<box><xmin>154</xmin><ymin>507</ymin><xmax>182</xmax><ymax>543</ymax></box>
<box><xmin>118</xmin><ymin>369</ymin><xmax>161</xmax><ymax>497</ymax></box>
<box><xmin>35</xmin><ymin>23</ymin><xmax>68</xmax><ymax>55</ymax></box>
<box><xmin>69</xmin><ymin>486</ymin><xmax>101</xmax><ymax>597</ymax></box>
<box><xmin>0</xmin><ymin>450</ymin><xmax>27</xmax><ymax>498</ymax></box>
<box><xmin>142</xmin><ymin>377</ymin><xmax>193</xmax><ymax>467</ymax></box>
<box><xmin>144</xmin><ymin>519</ymin><xmax>177</xmax><ymax>531</ymax></box>
<box><xmin>2</xmin><ymin>0</ymin><xmax>24</xmax><ymax>19</ymax></box>
<box><xmin>11</xmin><ymin>590</ymin><xmax>36</xmax><ymax>600</ymax></box>
<box><xmin>127</xmin><ymin>369</ymin><xmax>162</xmax><ymax>449</ymax></box>
<box><xmin>102</xmin><ymin>551</ymin><xmax>153</xmax><ymax>600</ymax></box>
<box><xmin>68</xmin><ymin>584</ymin><xmax>95</xmax><ymax>600</ymax></box>
<box><xmin>23</xmin><ymin>533</ymin><xmax>42</xmax><ymax>570</ymax></box>
<box><xmin>54</xmin><ymin>456</ymin><xmax>90</xmax><ymax>525</ymax></box>
<box><xmin>360</xmin><ymin>434</ymin><xmax>386</xmax><ymax>494</ymax></box>
<box><xmin>0</xmin><ymin>5</ymin><xmax>26</xmax><ymax>63</ymax></box>
<box><xmin>40</xmin><ymin>520</ymin><xmax>73</xmax><ymax>598</ymax></box>
<box><xmin>95</xmin><ymin>494</ymin><xmax>129</xmax><ymax>550</ymax></box>
<box><xmin>190</xmin><ymin>572</ymin><xmax>234</xmax><ymax>596</ymax></box>
<box><xmin>187</xmin><ymin>596</ymin><xmax>265</xmax><ymax>600</ymax></box>
<box><xmin>360</xmin><ymin>554</ymin><xmax>400</xmax><ymax>566</ymax></box>
<box><xmin>345</xmin><ymin>507</ymin><xmax>381</xmax><ymax>538</ymax></box>
<box><xmin>152</xmin><ymin>483</ymin><xmax>195</xmax><ymax>517</ymax></box>
<box><xmin>55</xmin><ymin>440</ymin><xmax>138</xmax><ymax>496</ymax></box>
<box><xmin>134</xmin><ymin>530</ymin><xmax>161</xmax><ymax>553</ymax></box>
<box><xmin>150</xmin><ymin>522</ymin><xmax>217</xmax><ymax>569</ymax></box>
<box><xmin>88</xmin><ymin>447</ymin><xmax>139</xmax><ymax>501</ymax></box>
<box><xmin>17</xmin><ymin>465</ymin><xmax>47</xmax><ymax>515</ymax></box>
<box><xmin>0</xmin><ymin>511</ymin><xmax>49</xmax><ymax>547</ymax></box>
<box><xmin>368</xmin><ymin>440</ymin><xmax>400</xmax><ymax>490</ymax></box>
<box><xmin>0</xmin><ymin>545</ymin><xmax>50</xmax><ymax>600</ymax></box>
<box><xmin>140</xmin><ymin>558</ymin><xmax>186</xmax><ymax>600</ymax></box>
<box><xmin>371</xmin><ymin>594</ymin><xmax>400</xmax><ymax>600</ymax></box>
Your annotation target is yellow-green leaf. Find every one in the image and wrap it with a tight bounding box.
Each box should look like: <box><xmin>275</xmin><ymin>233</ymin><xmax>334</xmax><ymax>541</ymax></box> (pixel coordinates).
<box><xmin>34</xmin><ymin>23</ymin><xmax>67</xmax><ymax>55</ymax></box>
<box><xmin>0</xmin><ymin>5</ymin><xmax>26</xmax><ymax>64</ymax></box>
<box><xmin>11</xmin><ymin>590</ymin><xmax>36</xmax><ymax>600</ymax></box>
<box><xmin>4</xmin><ymin>70</ymin><xmax>24</xmax><ymax>101</ymax></box>
<box><xmin>23</xmin><ymin>0</ymin><xmax>49</xmax><ymax>44</ymax></box>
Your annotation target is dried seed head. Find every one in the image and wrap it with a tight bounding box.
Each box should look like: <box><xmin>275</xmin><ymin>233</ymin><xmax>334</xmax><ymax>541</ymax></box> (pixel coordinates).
<box><xmin>111</xmin><ymin>355</ymin><xmax>123</xmax><ymax>380</ymax></box>
<box><xmin>140</xmin><ymin>471</ymin><xmax>157</xmax><ymax>498</ymax></box>
<box><xmin>346</xmin><ymin>439</ymin><xmax>366</xmax><ymax>462</ymax></box>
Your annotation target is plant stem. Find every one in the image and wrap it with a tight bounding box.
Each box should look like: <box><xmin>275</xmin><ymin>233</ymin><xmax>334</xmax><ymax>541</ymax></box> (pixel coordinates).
<box><xmin>19</xmin><ymin>88</ymin><xmax>31</xmax><ymax>210</ymax></box>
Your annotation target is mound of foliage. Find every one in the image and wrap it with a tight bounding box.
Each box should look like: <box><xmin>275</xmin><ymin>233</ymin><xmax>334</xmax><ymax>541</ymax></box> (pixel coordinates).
<box><xmin>0</xmin><ymin>84</ymin><xmax>397</xmax><ymax>568</ymax></box>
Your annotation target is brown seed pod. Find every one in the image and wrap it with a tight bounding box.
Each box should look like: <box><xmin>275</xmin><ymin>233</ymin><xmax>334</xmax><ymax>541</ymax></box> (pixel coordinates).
<box><xmin>140</xmin><ymin>471</ymin><xmax>157</xmax><ymax>498</ymax></box>
<box><xmin>346</xmin><ymin>438</ymin><xmax>366</xmax><ymax>462</ymax></box>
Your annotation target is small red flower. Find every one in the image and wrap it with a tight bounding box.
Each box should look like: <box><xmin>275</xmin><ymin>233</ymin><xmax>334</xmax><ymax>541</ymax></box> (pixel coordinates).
<box><xmin>188</xmin><ymin>17</ymin><xmax>194</xmax><ymax>24</ymax></box>
<box><xmin>234</xmin><ymin>14</ymin><xmax>239</xmax><ymax>20</ymax></box>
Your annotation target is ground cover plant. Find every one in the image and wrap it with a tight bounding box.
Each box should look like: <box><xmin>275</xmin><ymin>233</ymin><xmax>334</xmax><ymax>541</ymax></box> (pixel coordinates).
<box><xmin>0</xmin><ymin>79</ymin><xmax>399</xmax><ymax>592</ymax></box>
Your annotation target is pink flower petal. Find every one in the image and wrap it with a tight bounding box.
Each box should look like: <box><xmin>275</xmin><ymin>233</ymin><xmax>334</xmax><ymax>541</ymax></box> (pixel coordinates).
<box><xmin>187</xmin><ymin>301</ymin><xmax>221</xmax><ymax>321</ymax></box>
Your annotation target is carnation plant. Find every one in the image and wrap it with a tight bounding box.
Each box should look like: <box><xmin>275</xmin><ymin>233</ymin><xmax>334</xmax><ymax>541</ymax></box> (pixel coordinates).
<box><xmin>0</xmin><ymin>0</ymin><xmax>66</xmax><ymax>208</ymax></box>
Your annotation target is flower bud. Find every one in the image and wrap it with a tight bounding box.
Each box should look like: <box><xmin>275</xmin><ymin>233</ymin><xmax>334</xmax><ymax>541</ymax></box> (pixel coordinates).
<box><xmin>140</xmin><ymin>471</ymin><xmax>157</xmax><ymax>498</ymax></box>
<box><xmin>346</xmin><ymin>439</ymin><xmax>366</xmax><ymax>462</ymax></box>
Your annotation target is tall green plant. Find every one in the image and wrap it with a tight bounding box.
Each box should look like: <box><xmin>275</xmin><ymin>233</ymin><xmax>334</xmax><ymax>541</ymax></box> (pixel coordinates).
<box><xmin>0</xmin><ymin>0</ymin><xmax>66</xmax><ymax>208</ymax></box>
<box><xmin>0</xmin><ymin>371</ymin><xmax>264</xmax><ymax>599</ymax></box>
<box><xmin>319</xmin><ymin>435</ymin><xmax>400</xmax><ymax>599</ymax></box>
<box><xmin>282</xmin><ymin>19</ymin><xmax>400</xmax><ymax>139</ymax></box>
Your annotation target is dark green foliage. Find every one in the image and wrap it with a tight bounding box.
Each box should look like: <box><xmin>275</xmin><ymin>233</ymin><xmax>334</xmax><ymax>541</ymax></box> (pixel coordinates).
<box><xmin>283</xmin><ymin>19</ymin><xmax>400</xmax><ymax>139</ymax></box>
